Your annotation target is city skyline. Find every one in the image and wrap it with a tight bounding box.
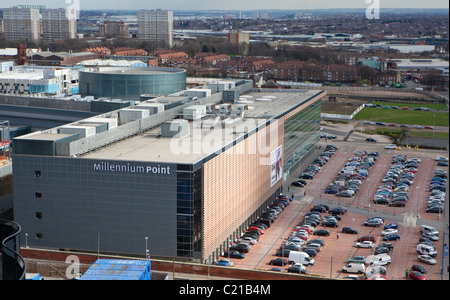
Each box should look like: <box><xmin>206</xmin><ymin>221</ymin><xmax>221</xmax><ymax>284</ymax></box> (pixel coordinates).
<box><xmin>2</xmin><ymin>0</ymin><xmax>449</xmax><ymax>11</ymax></box>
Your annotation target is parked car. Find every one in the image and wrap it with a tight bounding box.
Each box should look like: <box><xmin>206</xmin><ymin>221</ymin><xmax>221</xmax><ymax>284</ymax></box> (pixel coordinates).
<box><xmin>299</xmin><ymin>173</ymin><xmax>314</xmax><ymax>179</ymax></box>
<box><xmin>354</xmin><ymin>241</ymin><xmax>374</xmax><ymax>248</ymax></box>
<box><xmin>213</xmin><ymin>259</ymin><xmax>234</xmax><ymax>267</ymax></box>
<box><xmin>322</xmin><ymin>219</ymin><xmax>338</xmax><ymax>228</ymax></box>
<box><xmin>230</xmin><ymin>243</ymin><xmax>250</xmax><ymax>253</ymax></box>
<box><xmin>418</xmin><ymin>255</ymin><xmax>436</xmax><ymax>265</ymax></box>
<box><xmin>287</xmin><ymin>263</ymin><xmax>308</xmax><ymax>274</ymax></box>
<box><xmin>364</xmin><ymin>219</ymin><xmax>381</xmax><ymax>227</ymax></box>
<box><xmin>381</xmin><ymin>229</ymin><xmax>398</xmax><ymax>236</ymax></box>
<box><xmin>356</xmin><ymin>237</ymin><xmax>376</xmax><ymax>245</ymax></box>
<box><xmin>311</xmin><ymin>205</ymin><xmax>327</xmax><ymax>212</ymax></box>
<box><xmin>383</xmin><ymin>234</ymin><xmax>401</xmax><ymax>241</ymax></box>
<box><xmin>314</xmin><ymin>229</ymin><xmax>330</xmax><ymax>236</ymax></box>
<box><xmin>342</xmin><ymin>227</ymin><xmax>358</xmax><ymax>234</ymax></box>
<box><xmin>329</xmin><ymin>207</ymin><xmax>347</xmax><ymax>215</ymax></box>
<box><xmin>411</xmin><ymin>264</ymin><xmax>427</xmax><ymax>274</ymax></box>
<box><xmin>275</xmin><ymin>249</ymin><xmax>291</xmax><ymax>257</ymax></box>
<box><xmin>385</xmin><ymin>144</ymin><xmax>397</xmax><ymax>149</ymax></box>
<box><xmin>409</xmin><ymin>271</ymin><xmax>426</xmax><ymax>280</ymax></box>
<box><xmin>269</xmin><ymin>258</ymin><xmax>289</xmax><ymax>266</ymax></box>
<box><xmin>222</xmin><ymin>250</ymin><xmax>245</xmax><ymax>259</ymax></box>
<box><xmin>384</xmin><ymin>222</ymin><xmax>399</xmax><ymax>230</ymax></box>
<box><xmin>236</xmin><ymin>237</ymin><xmax>257</xmax><ymax>245</ymax></box>
<box><xmin>366</xmin><ymin>138</ymin><xmax>377</xmax><ymax>142</ymax></box>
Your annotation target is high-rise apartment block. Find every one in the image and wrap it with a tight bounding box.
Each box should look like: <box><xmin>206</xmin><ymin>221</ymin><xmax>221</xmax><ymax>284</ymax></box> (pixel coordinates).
<box><xmin>42</xmin><ymin>8</ymin><xmax>77</xmax><ymax>42</ymax></box>
<box><xmin>2</xmin><ymin>6</ymin><xmax>41</xmax><ymax>44</ymax></box>
<box><xmin>138</xmin><ymin>9</ymin><xmax>173</xmax><ymax>49</ymax></box>
<box><xmin>227</xmin><ymin>30</ymin><xmax>250</xmax><ymax>46</ymax></box>
<box><xmin>99</xmin><ymin>20</ymin><xmax>129</xmax><ymax>38</ymax></box>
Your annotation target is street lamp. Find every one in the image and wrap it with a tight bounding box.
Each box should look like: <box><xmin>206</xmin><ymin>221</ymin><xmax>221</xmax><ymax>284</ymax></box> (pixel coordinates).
<box><xmin>25</xmin><ymin>233</ymin><xmax>29</xmax><ymax>248</ymax></box>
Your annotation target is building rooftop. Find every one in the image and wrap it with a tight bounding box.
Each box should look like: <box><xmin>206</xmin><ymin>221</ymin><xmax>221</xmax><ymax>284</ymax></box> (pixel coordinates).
<box><xmin>82</xmin><ymin>89</ymin><xmax>322</xmax><ymax>164</ymax></box>
<box><xmin>81</xmin><ymin>67</ymin><xmax>185</xmax><ymax>75</ymax></box>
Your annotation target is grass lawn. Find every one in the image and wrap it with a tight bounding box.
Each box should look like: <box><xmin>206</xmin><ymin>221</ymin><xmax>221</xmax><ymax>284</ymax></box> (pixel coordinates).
<box><xmin>364</xmin><ymin>128</ymin><xmax>449</xmax><ymax>140</ymax></box>
<box><xmin>354</xmin><ymin>108</ymin><xmax>449</xmax><ymax>127</ymax></box>
<box><xmin>369</xmin><ymin>102</ymin><xmax>448</xmax><ymax>110</ymax></box>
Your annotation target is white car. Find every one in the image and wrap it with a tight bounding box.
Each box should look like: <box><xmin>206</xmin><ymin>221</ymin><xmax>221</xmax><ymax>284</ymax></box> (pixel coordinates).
<box><xmin>418</xmin><ymin>255</ymin><xmax>437</xmax><ymax>265</ymax></box>
<box><xmin>385</xmin><ymin>144</ymin><xmax>397</xmax><ymax>149</ymax></box>
<box><xmin>354</xmin><ymin>241</ymin><xmax>374</xmax><ymax>248</ymax></box>
<box><xmin>236</xmin><ymin>237</ymin><xmax>257</xmax><ymax>245</ymax></box>
<box><xmin>422</xmin><ymin>232</ymin><xmax>439</xmax><ymax>241</ymax></box>
<box><xmin>381</xmin><ymin>229</ymin><xmax>398</xmax><ymax>236</ymax></box>
<box><xmin>436</xmin><ymin>156</ymin><xmax>449</xmax><ymax>162</ymax></box>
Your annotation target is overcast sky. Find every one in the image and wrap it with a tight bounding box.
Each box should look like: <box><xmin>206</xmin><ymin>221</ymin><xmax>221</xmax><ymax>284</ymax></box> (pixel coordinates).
<box><xmin>2</xmin><ymin>0</ymin><xmax>449</xmax><ymax>10</ymax></box>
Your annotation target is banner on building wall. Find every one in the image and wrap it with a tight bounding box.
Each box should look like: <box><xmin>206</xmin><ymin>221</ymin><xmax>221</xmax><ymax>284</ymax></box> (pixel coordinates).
<box><xmin>270</xmin><ymin>145</ymin><xmax>283</xmax><ymax>187</ymax></box>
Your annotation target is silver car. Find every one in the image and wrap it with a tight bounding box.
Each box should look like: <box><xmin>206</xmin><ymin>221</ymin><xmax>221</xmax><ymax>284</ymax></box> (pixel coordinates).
<box><xmin>418</xmin><ymin>255</ymin><xmax>436</xmax><ymax>265</ymax></box>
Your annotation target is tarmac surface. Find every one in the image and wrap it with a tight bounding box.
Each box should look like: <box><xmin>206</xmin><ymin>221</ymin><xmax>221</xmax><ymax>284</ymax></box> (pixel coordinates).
<box><xmin>228</xmin><ymin>122</ymin><xmax>449</xmax><ymax>280</ymax></box>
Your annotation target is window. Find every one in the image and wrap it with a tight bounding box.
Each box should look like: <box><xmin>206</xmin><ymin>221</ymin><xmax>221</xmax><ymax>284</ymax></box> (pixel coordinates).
<box><xmin>35</xmin><ymin>170</ymin><xmax>41</xmax><ymax>177</ymax></box>
<box><xmin>35</xmin><ymin>192</ymin><xmax>42</xmax><ymax>198</ymax></box>
<box><xmin>36</xmin><ymin>233</ymin><xmax>43</xmax><ymax>240</ymax></box>
<box><xmin>36</xmin><ymin>212</ymin><xmax>42</xmax><ymax>219</ymax></box>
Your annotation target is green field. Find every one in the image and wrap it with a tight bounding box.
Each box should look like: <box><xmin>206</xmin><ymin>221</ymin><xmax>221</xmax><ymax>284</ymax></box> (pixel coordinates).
<box><xmin>369</xmin><ymin>102</ymin><xmax>448</xmax><ymax>110</ymax></box>
<box><xmin>354</xmin><ymin>108</ymin><xmax>449</xmax><ymax>127</ymax></box>
<box><xmin>364</xmin><ymin>128</ymin><xmax>449</xmax><ymax>140</ymax></box>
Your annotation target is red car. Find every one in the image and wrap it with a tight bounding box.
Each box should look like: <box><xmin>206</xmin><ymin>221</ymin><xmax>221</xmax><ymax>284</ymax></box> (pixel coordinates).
<box><xmin>424</xmin><ymin>126</ymin><xmax>434</xmax><ymax>130</ymax></box>
<box><xmin>248</xmin><ymin>227</ymin><xmax>264</xmax><ymax>234</ymax></box>
<box><xmin>400</xmin><ymin>107</ymin><xmax>409</xmax><ymax>110</ymax></box>
<box><xmin>409</xmin><ymin>271</ymin><xmax>426</xmax><ymax>280</ymax></box>
<box><xmin>356</xmin><ymin>236</ymin><xmax>376</xmax><ymax>243</ymax></box>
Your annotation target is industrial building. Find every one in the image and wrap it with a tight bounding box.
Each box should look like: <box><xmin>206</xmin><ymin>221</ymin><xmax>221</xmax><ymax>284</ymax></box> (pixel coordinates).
<box><xmin>12</xmin><ymin>79</ymin><xmax>324</xmax><ymax>264</ymax></box>
<box><xmin>0</xmin><ymin>66</ymin><xmax>79</xmax><ymax>96</ymax></box>
<box><xmin>78</xmin><ymin>67</ymin><xmax>186</xmax><ymax>100</ymax></box>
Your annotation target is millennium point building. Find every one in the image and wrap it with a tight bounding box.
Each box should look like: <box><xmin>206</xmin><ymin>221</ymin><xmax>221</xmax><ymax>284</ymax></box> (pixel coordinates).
<box><xmin>12</xmin><ymin>79</ymin><xmax>324</xmax><ymax>263</ymax></box>
<box><xmin>78</xmin><ymin>67</ymin><xmax>186</xmax><ymax>100</ymax></box>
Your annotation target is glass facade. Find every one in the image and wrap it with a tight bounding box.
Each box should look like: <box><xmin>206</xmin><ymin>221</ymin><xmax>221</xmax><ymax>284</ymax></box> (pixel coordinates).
<box><xmin>176</xmin><ymin>165</ymin><xmax>202</xmax><ymax>259</ymax></box>
<box><xmin>283</xmin><ymin>99</ymin><xmax>322</xmax><ymax>179</ymax></box>
<box><xmin>79</xmin><ymin>67</ymin><xmax>186</xmax><ymax>100</ymax></box>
